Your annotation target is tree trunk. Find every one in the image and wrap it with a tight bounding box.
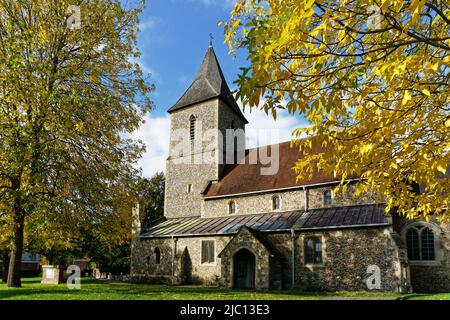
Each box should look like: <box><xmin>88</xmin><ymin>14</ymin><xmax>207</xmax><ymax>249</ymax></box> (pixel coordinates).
<box><xmin>2</xmin><ymin>251</ymin><xmax>9</xmax><ymax>283</ymax></box>
<box><xmin>7</xmin><ymin>202</ymin><xmax>25</xmax><ymax>288</ymax></box>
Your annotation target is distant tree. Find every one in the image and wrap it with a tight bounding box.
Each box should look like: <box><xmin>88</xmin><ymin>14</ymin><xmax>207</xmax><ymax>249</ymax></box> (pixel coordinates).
<box><xmin>25</xmin><ymin>182</ymin><xmax>136</xmax><ymax>266</ymax></box>
<box><xmin>137</xmin><ymin>172</ymin><xmax>165</xmax><ymax>231</ymax></box>
<box><xmin>59</xmin><ymin>173</ymin><xmax>165</xmax><ymax>274</ymax></box>
<box><xmin>85</xmin><ymin>240</ymin><xmax>131</xmax><ymax>275</ymax></box>
<box><xmin>0</xmin><ymin>0</ymin><xmax>152</xmax><ymax>287</ymax></box>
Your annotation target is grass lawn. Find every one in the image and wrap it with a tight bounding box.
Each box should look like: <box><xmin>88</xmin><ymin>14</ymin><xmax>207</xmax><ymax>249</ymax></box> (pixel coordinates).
<box><xmin>0</xmin><ymin>278</ymin><xmax>448</xmax><ymax>300</ymax></box>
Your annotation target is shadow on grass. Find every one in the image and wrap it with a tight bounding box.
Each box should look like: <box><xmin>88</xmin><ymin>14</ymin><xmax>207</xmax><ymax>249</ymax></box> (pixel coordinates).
<box><xmin>397</xmin><ymin>293</ymin><xmax>450</xmax><ymax>300</ymax></box>
<box><xmin>2</xmin><ymin>278</ymin><xmax>447</xmax><ymax>300</ymax></box>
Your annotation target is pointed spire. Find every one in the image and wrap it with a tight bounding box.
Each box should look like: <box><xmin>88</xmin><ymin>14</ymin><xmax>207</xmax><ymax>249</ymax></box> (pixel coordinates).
<box><xmin>168</xmin><ymin>46</ymin><xmax>248</xmax><ymax>124</ymax></box>
<box><xmin>209</xmin><ymin>33</ymin><xmax>213</xmax><ymax>47</ymax></box>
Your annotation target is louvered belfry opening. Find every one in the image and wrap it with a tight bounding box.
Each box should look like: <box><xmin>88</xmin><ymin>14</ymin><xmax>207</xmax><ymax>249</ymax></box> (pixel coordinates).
<box><xmin>189</xmin><ymin>115</ymin><xmax>196</xmax><ymax>141</ymax></box>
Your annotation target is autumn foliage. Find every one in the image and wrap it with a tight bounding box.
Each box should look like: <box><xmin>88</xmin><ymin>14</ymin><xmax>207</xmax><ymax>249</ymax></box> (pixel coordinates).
<box><xmin>0</xmin><ymin>0</ymin><xmax>152</xmax><ymax>286</ymax></box>
<box><xmin>223</xmin><ymin>0</ymin><xmax>449</xmax><ymax>221</ymax></box>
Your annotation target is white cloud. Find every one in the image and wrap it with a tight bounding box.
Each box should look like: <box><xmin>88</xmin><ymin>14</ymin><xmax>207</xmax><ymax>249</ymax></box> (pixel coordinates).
<box><xmin>132</xmin><ymin>114</ymin><xmax>170</xmax><ymax>178</ymax></box>
<box><xmin>243</xmin><ymin>107</ymin><xmax>308</xmax><ymax>149</ymax></box>
<box><xmin>139</xmin><ymin>17</ymin><xmax>156</xmax><ymax>31</ymax></box>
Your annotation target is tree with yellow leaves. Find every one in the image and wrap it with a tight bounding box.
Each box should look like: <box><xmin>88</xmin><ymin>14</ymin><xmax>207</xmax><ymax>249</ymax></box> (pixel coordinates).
<box><xmin>223</xmin><ymin>0</ymin><xmax>449</xmax><ymax>221</ymax></box>
<box><xmin>0</xmin><ymin>0</ymin><xmax>152</xmax><ymax>287</ymax></box>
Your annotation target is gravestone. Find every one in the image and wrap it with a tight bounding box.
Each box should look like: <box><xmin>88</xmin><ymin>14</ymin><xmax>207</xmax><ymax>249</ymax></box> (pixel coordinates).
<box><xmin>41</xmin><ymin>265</ymin><xmax>65</xmax><ymax>284</ymax></box>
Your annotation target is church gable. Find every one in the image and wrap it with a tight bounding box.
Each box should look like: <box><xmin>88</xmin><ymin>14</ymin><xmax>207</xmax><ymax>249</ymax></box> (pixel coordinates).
<box><xmin>218</xmin><ymin>226</ymin><xmax>280</xmax><ymax>259</ymax></box>
<box><xmin>218</xmin><ymin>226</ymin><xmax>282</xmax><ymax>290</ymax></box>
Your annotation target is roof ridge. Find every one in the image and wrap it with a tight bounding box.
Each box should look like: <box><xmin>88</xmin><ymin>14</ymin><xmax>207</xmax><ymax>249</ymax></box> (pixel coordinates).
<box><xmin>244</xmin><ymin>135</ymin><xmax>323</xmax><ymax>153</ymax></box>
<box><xmin>244</xmin><ymin>140</ymin><xmax>293</xmax><ymax>152</ymax></box>
<box><xmin>204</xmin><ymin>77</ymin><xmax>218</xmax><ymax>96</ymax></box>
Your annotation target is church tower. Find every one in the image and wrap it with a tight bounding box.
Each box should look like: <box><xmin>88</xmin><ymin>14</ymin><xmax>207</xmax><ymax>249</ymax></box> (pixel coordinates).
<box><xmin>164</xmin><ymin>46</ymin><xmax>248</xmax><ymax>218</ymax></box>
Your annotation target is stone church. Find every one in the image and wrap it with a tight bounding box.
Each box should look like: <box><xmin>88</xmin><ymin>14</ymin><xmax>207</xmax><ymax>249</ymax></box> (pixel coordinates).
<box><xmin>130</xmin><ymin>45</ymin><xmax>450</xmax><ymax>293</ymax></box>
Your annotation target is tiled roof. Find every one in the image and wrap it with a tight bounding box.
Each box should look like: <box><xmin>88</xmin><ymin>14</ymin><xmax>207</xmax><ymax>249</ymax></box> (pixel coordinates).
<box><xmin>140</xmin><ymin>204</ymin><xmax>389</xmax><ymax>238</ymax></box>
<box><xmin>205</xmin><ymin>141</ymin><xmax>351</xmax><ymax>197</ymax></box>
<box><xmin>167</xmin><ymin>46</ymin><xmax>248</xmax><ymax>124</ymax></box>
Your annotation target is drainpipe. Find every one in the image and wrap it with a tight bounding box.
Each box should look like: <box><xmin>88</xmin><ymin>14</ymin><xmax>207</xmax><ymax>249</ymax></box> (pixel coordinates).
<box><xmin>290</xmin><ymin>228</ymin><xmax>296</xmax><ymax>289</ymax></box>
<box><xmin>303</xmin><ymin>186</ymin><xmax>308</xmax><ymax>211</ymax></box>
<box><xmin>171</xmin><ymin>236</ymin><xmax>178</xmax><ymax>285</ymax></box>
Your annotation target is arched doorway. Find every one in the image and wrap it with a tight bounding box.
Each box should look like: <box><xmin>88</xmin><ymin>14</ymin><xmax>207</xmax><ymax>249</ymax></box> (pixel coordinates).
<box><xmin>233</xmin><ymin>249</ymin><xmax>256</xmax><ymax>289</ymax></box>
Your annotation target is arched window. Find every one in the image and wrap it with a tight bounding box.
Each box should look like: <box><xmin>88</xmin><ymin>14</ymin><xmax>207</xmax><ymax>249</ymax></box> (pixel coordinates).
<box><xmin>406</xmin><ymin>225</ymin><xmax>435</xmax><ymax>261</ymax></box>
<box><xmin>154</xmin><ymin>247</ymin><xmax>161</xmax><ymax>264</ymax></box>
<box><xmin>324</xmin><ymin>190</ymin><xmax>332</xmax><ymax>206</ymax></box>
<box><xmin>228</xmin><ymin>201</ymin><xmax>236</xmax><ymax>214</ymax></box>
<box><xmin>406</xmin><ymin>228</ymin><xmax>420</xmax><ymax>260</ymax></box>
<box><xmin>305</xmin><ymin>237</ymin><xmax>323</xmax><ymax>264</ymax></box>
<box><xmin>189</xmin><ymin>115</ymin><xmax>196</xmax><ymax>141</ymax></box>
<box><xmin>272</xmin><ymin>196</ymin><xmax>281</xmax><ymax>210</ymax></box>
<box><xmin>421</xmin><ymin>228</ymin><xmax>435</xmax><ymax>260</ymax></box>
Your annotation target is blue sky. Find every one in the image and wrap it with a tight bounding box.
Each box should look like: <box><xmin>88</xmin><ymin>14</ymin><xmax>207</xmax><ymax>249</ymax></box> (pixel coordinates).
<box><xmin>137</xmin><ymin>0</ymin><xmax>243</xmax><ymax>115</ymax></box>
<box><xmin>132</xmin><ymin>0</ymin><xmax>309</xmax><ymax>177</ymax></box>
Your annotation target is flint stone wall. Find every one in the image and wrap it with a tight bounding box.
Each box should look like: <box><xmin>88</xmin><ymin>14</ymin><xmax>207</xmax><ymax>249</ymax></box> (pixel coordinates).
<box><xmin>130</xmin><ymin>235</ymin><xmax>232</xmax><ymax>286</ymax></box>
<box><xmin>393</xmin><ymin>217</ymin><xmax>450</xmax><ymax>292</ymax></box>
<box><xmin>203</xmin><ymin>183</ymin><xmax>378</xmax><ymax>218</ymax></box>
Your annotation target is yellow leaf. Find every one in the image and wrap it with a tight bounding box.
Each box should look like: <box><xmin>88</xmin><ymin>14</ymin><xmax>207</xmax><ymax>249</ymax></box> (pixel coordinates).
<box><xmin>437</xmin><ymin>163</ymin><xmax>447</xmax><ymax>175</ymax></box>
<box><xmin>421</xmin><ymin>89</ymin><xmax>430</xmax><ymax>96</ymax></box>
<box><xmin>360</xmin><ymin>143</ymin><xmax>373</xmax><ymax>154</ymax></box>
<box><xmin>445</xmin><ymin>119</ymin><xmax>450</xmax><ymax>127</ymax></box>
<box><xmin>401</xmin><ymin>90</ymin><xmax>412</xmax><ymax>105</ymax></box>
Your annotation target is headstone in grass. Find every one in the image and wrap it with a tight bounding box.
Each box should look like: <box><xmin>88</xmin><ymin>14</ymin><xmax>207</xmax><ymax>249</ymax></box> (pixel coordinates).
<box><xmin>41</xmin><ymin>265</ymin><xmax>66</xmax><ymax>284</ymax></box>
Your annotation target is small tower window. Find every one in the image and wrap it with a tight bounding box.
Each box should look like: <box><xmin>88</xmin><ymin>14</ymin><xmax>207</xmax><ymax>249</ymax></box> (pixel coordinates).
<box><xmin>187</xmin><ymin>184</ymin><xmax>193</xmax><ymax>193</ymax></box>
<box><xmin>189</xmin><ymin>115</ymin><xmax>196</xmax><ymax>141</ymax></box>
<box><xmin>272</xmin><ymin>196</ymin><xmax>281</xmax><ymax>210</ymax></box>
<box><xmin>228</xmin><ymin>201</ymin><xmax>236</xmax><ymax>214</ymax></box>
<box><xmin>324</xmin><ymin>190</ymin><xmax>332</xmax><ymax>206</ymax></box>
<box><xmin>154</xmin><ymin>247</ymin><xmax>161</xmax><ymax>264</ymax></box>
<box><xmin>230</xmin><ymin>120</ymin><xmax>235</xmax><ymax>129</ymax></box>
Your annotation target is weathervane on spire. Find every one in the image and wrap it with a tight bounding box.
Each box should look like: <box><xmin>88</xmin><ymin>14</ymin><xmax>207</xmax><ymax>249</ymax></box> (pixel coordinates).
<box><xmin>209</xmin><ymin>33</ymin><xmax>213</xmax><ymax>47</ymax></box>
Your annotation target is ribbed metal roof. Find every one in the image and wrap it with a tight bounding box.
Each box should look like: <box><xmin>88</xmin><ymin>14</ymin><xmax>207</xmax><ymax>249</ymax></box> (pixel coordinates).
<box><xmin>140</xmin><ymin>211</ymin><xmax>303</xmax><ymax>238</ymax></box>
<box><xmin>299</xmin><ymin>204</ymin><xmax>389</xmax><ymax>230</ymax></box>
<box><xmin>139</xmin><ymin>204</ymin><xmax>390</xmax><ymax>238</ymax></box>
